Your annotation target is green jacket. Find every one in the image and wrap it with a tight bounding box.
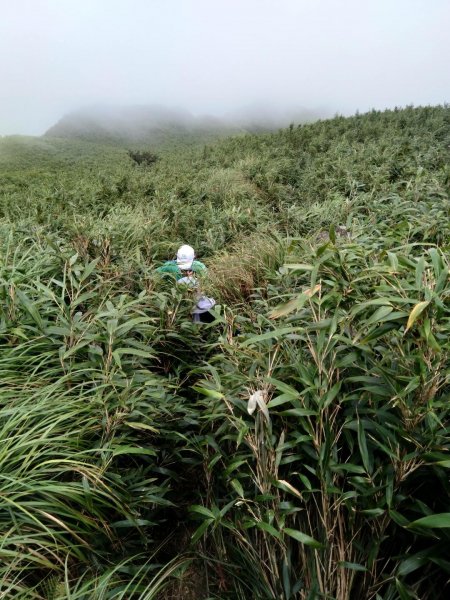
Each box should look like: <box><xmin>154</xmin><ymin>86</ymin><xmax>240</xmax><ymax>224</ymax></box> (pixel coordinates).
<box><xmin>155</xmin><ymin>260</ymin><xmax>207</xmax><ymax>281</ymax></box>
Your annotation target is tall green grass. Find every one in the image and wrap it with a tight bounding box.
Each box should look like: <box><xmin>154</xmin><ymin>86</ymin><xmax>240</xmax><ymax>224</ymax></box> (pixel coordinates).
<box><xmin>0</xmin><ymin>105</ymin><xmax>449</xmax><ymax>597</ymax></box>
<box><xmin>190</xmin><ymin>202</ymin><xmax>449</xmax><ymax>598</ymax></box>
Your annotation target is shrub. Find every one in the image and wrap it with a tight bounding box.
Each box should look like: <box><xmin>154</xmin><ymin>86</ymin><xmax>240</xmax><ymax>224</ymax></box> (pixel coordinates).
<box><xmin>128</xmin><ymin>149</ymin><xmax>160</xmax><ymax>166</ymax></box>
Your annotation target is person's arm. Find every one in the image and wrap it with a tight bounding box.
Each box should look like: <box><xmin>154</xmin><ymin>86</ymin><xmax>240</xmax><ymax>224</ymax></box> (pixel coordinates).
<box><xmin>155</xmin><ymin>261</ymin><xmax>178</xmax><ymax>274</ymax></box>
<box><xmin>192</xmin><ymin>260</ymin><xmax>207</xmax><ymax>275</ymax></box>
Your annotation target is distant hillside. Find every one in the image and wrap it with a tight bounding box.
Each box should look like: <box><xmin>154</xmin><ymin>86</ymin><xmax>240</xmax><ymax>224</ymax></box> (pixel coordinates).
<box><xmin>0</xmin><ymin>135</ymin><xmax>127</xmax><ymax>174</ymax></box>
<box><xmin>44</xmin><ymin>105</ymin><xmax>243</xmax><ymax>147</ymax></box>
<box><xmin>43</xmin><ymin>104</ymin><xmax>329</xmax><ymax>146</ymax></box>
<box><xmin>225</xmin><ymin>104</ymin><xmax>330</xmax><ymax>132</ymax></box>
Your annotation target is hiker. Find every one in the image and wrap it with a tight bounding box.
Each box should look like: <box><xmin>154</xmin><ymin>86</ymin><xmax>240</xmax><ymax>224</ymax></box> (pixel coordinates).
<box><xmin>155</xmin><ymin>244</ymin><xmax>206</xmax><ymax>285</ymax></box>
<box><xmin>156</xmin><ymin>244</ymin><xmax>215</xmax><ymax>323</ymax></box>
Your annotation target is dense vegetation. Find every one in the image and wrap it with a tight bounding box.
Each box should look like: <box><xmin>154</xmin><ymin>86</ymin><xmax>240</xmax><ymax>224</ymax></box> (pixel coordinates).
<box><xmin>0</xmin><ymin>105</ymin><xmax>449</xmax><ymax>599</ymax></box>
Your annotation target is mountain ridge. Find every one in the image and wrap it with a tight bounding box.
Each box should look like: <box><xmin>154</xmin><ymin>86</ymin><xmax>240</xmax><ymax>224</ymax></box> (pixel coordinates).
<box><xmin>44</xmin><ymin>104</ymin><xmax>327</xmax><ymax>145</ymax></box>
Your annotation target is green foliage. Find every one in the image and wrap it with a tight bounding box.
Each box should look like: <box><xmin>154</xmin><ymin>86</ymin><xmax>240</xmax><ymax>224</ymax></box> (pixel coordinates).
<box><xmin>0</xmin><ymin>104</ymin><xmax>449</xmax><ymax>598</ymax></box>
<box><xmin>190</xmin><ymin>209</ymin><xmax>449</xmax><ymax>598</ymax></box>
<box><xmin>128</xmin><ymin>149</ymin><xmax>160</xmax><ymax>167</ymax></box>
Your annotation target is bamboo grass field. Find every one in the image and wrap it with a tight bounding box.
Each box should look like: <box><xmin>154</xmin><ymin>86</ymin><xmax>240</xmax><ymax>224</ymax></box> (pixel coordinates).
<box><xmin>0</xmin><ymin>105</ymin><xmax>449</xmax><ymax>598</ymax></box>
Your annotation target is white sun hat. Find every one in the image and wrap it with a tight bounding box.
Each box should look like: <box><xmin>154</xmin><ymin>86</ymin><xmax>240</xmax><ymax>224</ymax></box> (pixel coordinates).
<box><xmin>192</xmin><ymin>296</ymin><xmax>216</xmax><ymax>323</ymax></box>
<box><xmin>176</xmin><ymin>244</ymin><xmax>195</xmax><ymax>270</ymax></box>
<box><xmin>192</xmin><ymin>296</ymin><xmax>216</xmax><ymax>314</ymax></box>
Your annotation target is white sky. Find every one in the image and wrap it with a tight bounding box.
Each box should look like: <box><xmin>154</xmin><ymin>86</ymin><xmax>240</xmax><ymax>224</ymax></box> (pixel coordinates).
<box><xmin>0</xmin><ymin>0</ymin><xmax>449</xmax><ymax>135</ymax></box>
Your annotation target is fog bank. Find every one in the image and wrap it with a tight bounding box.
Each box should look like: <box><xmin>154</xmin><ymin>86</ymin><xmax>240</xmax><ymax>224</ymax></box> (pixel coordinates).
<box><xmin>0</xmin><ymin>0</ymin><xmax>449</xmax><ymax>136</ymax></box>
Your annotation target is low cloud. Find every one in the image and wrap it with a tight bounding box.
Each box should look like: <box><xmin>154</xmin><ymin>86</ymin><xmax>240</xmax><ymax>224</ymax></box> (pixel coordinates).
<box><xmin>0</xmin><ymin>0</ymin><xmax>449</xmax><ymax>136</ymax></box>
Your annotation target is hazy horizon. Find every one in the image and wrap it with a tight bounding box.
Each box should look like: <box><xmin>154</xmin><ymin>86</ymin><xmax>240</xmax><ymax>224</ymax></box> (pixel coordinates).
<box><xmin>1</xmin><ymin>0</ymin><xmax>449</xmax><ymax>136</ymax></box>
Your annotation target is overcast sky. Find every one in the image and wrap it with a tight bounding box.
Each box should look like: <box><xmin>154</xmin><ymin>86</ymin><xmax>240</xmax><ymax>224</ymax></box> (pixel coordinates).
<box><xmin>0</xmin><ymin>0</ymin><xmax>449</xmax><ymax>135</ymax></box>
